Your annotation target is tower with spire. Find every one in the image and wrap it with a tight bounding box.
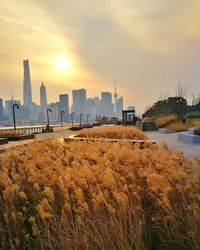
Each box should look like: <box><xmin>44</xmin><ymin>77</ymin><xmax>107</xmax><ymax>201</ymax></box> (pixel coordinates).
<box><xmin>40</xmin><ymin>82</ymin><xmax>47</xmax><ymax>108</ymax></box>
<box><xmin>113</xmin><ymin>80</ymin><xmax>118</xmax><ymax>116</ymax></box>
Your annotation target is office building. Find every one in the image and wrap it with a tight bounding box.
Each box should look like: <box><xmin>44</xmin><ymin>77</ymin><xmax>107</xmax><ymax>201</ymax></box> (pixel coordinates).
<box><xmin>5</xmin><ymin>99</ymin><xmax>21</xmax><ymax>120</ymax></box>
<box><xmin>59</xmin><ymin>94</ymin><xmax>70</xmax><ymax>121</ymax></box>
<box><xmin>94</xmin><ymin>97</ymin><xmax>100</xmax><ymax>115</ymax></box>
<box><xmin>116</xmin><ymin>96</ymin><xmax>123</xmax><ymax>118</ymax></box>
<box><xmin>49</xmin><ymin>102</ymin><xmax>59</xmax><ymax>122</ymax></box>
<box><xmin>0</xmin><ymin>98</ymin><xmax>4</xmax><ymax>120</ymax></box>
<box><xmin>72</xmin><ymin>88</ymin><xmax>86</xmax><ymax>116</ymax></box>
<box><xmin>100</xmin><ymin>92</ymin><xmax>112</xmax><ymax>116</ymax></box>
<box><xmin>86</xmin><ymin>98</ymin><xmax>95</xmax><ymax>118</ymax></box>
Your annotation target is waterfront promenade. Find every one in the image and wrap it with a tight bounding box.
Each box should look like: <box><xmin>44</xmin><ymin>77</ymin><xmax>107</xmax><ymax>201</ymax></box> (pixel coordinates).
<box><xmin>145</xmin><ymin>131</ymin><xmax>200</xmax><ymax>158</ymax></box>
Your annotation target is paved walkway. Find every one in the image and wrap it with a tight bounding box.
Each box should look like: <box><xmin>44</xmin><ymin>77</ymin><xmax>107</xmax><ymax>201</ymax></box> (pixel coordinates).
<box><xmin>145</xmin><ymin>131</ymin><xmax>200</xmax><ymax>158</ymax></box>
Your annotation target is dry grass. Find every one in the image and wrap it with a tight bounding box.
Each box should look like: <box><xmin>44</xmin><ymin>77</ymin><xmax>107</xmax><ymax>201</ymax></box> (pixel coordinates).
<box><xmin>154</xmin><ymin>115</ymin><xmax>177</xmax><ymax>128</ymax></box>
<box><xmin>0</xmin><ymin>138</ymin><xmax>199</xmax><ymax>249</ymax></box>
<box><xmin>0</xmin><ymin>131</ymin><xmax>24</xmax><ymax>137</ymax></box>
<box><xmin>167</xmin><ymin>121</ymin><xmax>189</xmax><ymax>132</ymax></box>
<box><xmin>77</xmin><ymin>125</ymin><xmax>147</xmax><ymax>140</ymax></box>
<box><xmin>164</xmin><ymin>118</ymin><xmax>200</xmax><ymax>132</ymax></box>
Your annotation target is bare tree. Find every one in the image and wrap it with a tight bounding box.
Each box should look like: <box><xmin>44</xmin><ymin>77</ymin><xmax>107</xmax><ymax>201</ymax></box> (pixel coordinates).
<box><xmin>157</xmin><ymin>89</ymin><xmax>171</xmax><ymax>101</ymax></box>
<box><xmin>191</xmin><ymin>93</ymin><xmax>200</xmax><ymax>105</ymax></box>
<box><xmin>175</xmin><ymin>81</ymin><xmax>190</xmax><ymax>99</ymax></box>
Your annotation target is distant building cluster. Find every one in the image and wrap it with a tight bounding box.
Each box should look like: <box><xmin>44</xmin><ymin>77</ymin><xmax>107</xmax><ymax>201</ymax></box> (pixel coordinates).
<box><xmin>0</xmin><ymin>59</ymin><xmax>125</xmax><ymax>125</ymax></box>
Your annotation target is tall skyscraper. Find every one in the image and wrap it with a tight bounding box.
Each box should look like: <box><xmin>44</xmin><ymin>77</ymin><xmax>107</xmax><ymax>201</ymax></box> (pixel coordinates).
<box><xmin>100</xmin><ymin>92</ymin><xmax>112</xmax><ymax>116</ymax></box>
<box><xmin>59</xmin><ymin>94</ymin><xmax>70</xmax><ymax>121</ymax></box>
<box><xmin>23</xmin><ymin>59</ymin><xmax>32</xmax><ymax>108</ymax></box>
<box><xmin>0</xmin><ymin>98</ymin><xmax>4</xmax><ymax>120</ymax></box>
<box><xmin>72</xmin><ymin>89</ymin><xmax>86</xmax><ymax>115</ymax></box>
<box><xmin>40</xmin><ymin>82</ymin><xmax>47</xmax><ymax>108</ymax></box>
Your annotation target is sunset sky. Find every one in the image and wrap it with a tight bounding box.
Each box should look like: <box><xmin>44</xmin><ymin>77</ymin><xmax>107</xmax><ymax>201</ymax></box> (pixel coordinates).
<box><xmin>1</xmin><ymin>0</ymin><xmax>200</xmax><ymax>112</ymax></box>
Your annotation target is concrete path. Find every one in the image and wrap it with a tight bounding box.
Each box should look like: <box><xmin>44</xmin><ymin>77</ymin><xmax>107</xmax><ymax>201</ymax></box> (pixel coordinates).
<box><xmin>145</xmin><ymin>131</ymin><xmax>200</xmax><ymax>158</ymax></box>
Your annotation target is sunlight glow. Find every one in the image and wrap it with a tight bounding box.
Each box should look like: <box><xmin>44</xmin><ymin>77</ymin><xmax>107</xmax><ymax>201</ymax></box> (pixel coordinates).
<box><xmin>54</xmin><ymin>56</ymin><xmax>71</xmax><ymax>72</ymax></box>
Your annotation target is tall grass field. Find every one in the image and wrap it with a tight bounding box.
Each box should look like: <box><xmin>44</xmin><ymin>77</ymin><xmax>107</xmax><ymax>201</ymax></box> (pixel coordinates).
<box><xmin>0</xmin><ymin>126</ymin><xmax>199</xmax><ymax>249</ymax></box>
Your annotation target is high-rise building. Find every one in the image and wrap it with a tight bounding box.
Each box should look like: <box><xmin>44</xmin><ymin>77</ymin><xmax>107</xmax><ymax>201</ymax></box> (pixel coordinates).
<box><xmin>59</xmin><ymin>94</ymin><xmax>70</xmax><ymax>121</ymax></box>
<box><xmin>30</xmin><ymin>102</ymin><xmax>38</xmax><ymax>121</ymax></box>
<box><xmin>100</xmin><ymin>92</ymin><xmax>112</xmax><ymax>116</ymax></box>
<box><xmin>5</xmin><ymin>99</ymin><xmax>21</xmax><ymax>120</ymax></box>
<box><xmin>0</xmin><ymin>98</ymin><xmax>4</xmax><ymax>120</ymax></box>
<box><xmin>86</xmin><ymin>98</ymin><xmax>95</xmax><ymax>118</ymax></box>
<box><xmin>49</xmin><ymin>103</ymin><xmax>59</xmax><ymax>122</ymax></box>
<box><xmin>72</xmin><ymin>89</ymin><xmax>86</xmax><ymax>116</ymax></box>
<box><xmin>40</xmin><ymin>82</ymin><xmax>47</xmax><ymax>108</ymax></box>
<box><xmin>94</xmin><ymin>97</ymin><xmax>100</xmax><ymax>115</ymax></box>
<box><xmin>23</xmin><ymin>59</ymin><xmax>32</xmax><ymax>108</ymax></box>
<box><xmin>116</xmin><ymin>96</ymin><xmax>123</xmax><ymax>118</ymax></box>
<box><xmin>113</xmin><ymin>82</ymin><xmax>118</xmax><ymax>115</ymax></box>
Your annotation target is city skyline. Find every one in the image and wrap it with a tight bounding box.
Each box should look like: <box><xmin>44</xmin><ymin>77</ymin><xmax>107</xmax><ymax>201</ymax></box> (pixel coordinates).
<box><xmin>0</xmin><ymin>59</ymin><xmax>124</xmax><ymax>124</ymax></box>
<box><xmin>0</xmin><ymin>83</ymin><xmax>124</xmax><ymax>124</ymax></box>
<box><xmin>0</xmin><ymin>58</ymin><xmax>126</xmax><ymax>112</ymax></box>
<box><xmin>1</xmin><ymin>71</ymin><xmax>124</xmax><ymax>111</ymax></box>
<box><xmin>1</xmin><ymin>1</ymin><xmax>200</xmax><ymax>113</ymax></box>
<box><xmin>0</xmin><ymin>64</ymin><xmax>124</xmax><ymax>112</ymax></box>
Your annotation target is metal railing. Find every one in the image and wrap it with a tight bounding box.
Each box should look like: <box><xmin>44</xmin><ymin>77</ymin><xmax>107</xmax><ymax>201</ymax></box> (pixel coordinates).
<box><xmin>0</xmin><ymin>124</ymin><xmax>72</xmax><ymax>135</ymax></box>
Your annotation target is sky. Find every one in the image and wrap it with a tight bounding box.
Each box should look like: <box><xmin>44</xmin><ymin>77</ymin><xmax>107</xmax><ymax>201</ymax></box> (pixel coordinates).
<box><xmin>1</xmin><ymin>0</ymin><xmax>200</xmax><ymax>112</ymax></box>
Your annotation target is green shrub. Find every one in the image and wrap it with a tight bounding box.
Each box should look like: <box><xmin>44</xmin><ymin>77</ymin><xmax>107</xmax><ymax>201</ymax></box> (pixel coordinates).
<box><xmin>185</xmin><ymin>112</ymin><xmax>200</xmax><ymax>119</ymax></box>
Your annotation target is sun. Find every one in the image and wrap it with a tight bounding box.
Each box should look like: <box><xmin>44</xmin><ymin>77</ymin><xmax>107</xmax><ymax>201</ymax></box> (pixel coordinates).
<box><xmin>54</xmin><ymin>56</ymin><xmax>71</xmax><ymax>72</ymax></box>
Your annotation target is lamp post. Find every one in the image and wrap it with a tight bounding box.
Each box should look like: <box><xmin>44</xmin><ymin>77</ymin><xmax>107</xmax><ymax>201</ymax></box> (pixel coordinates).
<box><xmin>79</xmin><ymin>113</ymin><xmax>83</xmax><ymax>126</ymax></box>
<box><xmin>98</xmin><ymin>115</ymin><xmax>101</xmax><ymax>125</ymax></box>
<box><xmin>180</xmin><ymin>97</ymin><xmax>185</xmax><ymax>123</ymax></box>
<box><xmin>87</xmin><ymin>114</ymin><xmax>90</xmax><ymax>124</ymax></box>
<box><xmin>13</xmin><ymin>104</ymin><xmax>19</xmax><ymax>131</ymax></box>
<box><xmin>177</xmin><ymin>98</ymin><xmax>184</xmax><ymax>123</ymax></box>
<box><xmin>60</xmin><ymin>110</ymin><xmax>65</xmax><ymax>131</ymax></box>
<box><xmin>71</xmin><ymin>112</ymin><xmax>75</xmax><ymax>127</ymax></box>
<box><xmin>47</xmin><ymin>108</ymin><xmax>52</xmax><ymax>128</ymax></box>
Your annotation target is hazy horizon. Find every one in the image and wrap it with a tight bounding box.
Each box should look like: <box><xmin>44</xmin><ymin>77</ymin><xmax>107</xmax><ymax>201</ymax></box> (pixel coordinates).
<box><xmin>1</xmin><ymin>0</ymin><xmax>200</xmax><ymax>112</ymax></box>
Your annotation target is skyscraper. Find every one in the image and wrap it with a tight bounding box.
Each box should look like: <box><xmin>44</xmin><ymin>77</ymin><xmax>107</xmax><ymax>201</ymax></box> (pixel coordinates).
<box><xmin>0</xmin><ymin>98</ymin><xmax>4</xmax><ymax>120</ymax></box>
<box><xmin>5</xmin><ymin>99</ymin><xmax>21</xmax><ymax>120</ymax></box>
<box><xmin>94</xmin><ymin>97</ymin><xmax>100</xmax><ymax>115</ymax></box>
<box><xmin>100</xmin><ymin>92</ymin><xmax>112</xmax><ymax>116</ymax></box>
<box><xmin>23</xmin><ymin>59</ymin><xmax>32</xmax><ymax>108</ymax></box>
<box><xmin>40</xmin><ymin>82</ymin><xmax>47</xmax><ymax>108</ymax></box>
<box><xmin>49</xmin><ymin>102</ymin><xmax>59</xmax><ymax>122</ymax></box>
<box><xmin>116</xmin><ymin>96</ymin><xmax>123</xmax><ymax>118</ymax></box>
<box><xmin>59</xmin><ymin>94</ymin><xmax>70</xmax><ymax>121</ymax></box>
<box><xmin>72</xmin><ymin>89</ymin><xmax>86</xmax><ymax>115</ymax></box>
<box><xmin>86</xmin><ymin>98</ymin><xmax>95</xmax><ymax>117</ymax></box>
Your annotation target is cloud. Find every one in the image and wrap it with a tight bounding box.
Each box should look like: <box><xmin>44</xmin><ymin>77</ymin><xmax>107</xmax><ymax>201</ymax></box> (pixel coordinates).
<box><xmin>0</xmin><ymin>0</ymin><xmax>200</xmax><ymax>109</ymax></box>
